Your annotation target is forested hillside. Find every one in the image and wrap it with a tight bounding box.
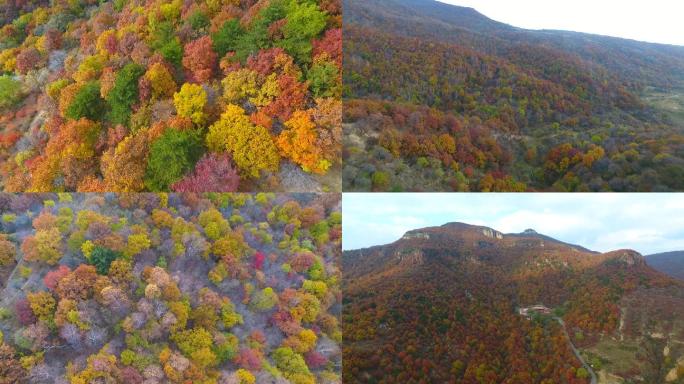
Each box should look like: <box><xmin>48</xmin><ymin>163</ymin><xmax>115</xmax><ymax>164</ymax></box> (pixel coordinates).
<box><xmin>0</xmin><ymin>0</ymin><xmax>341</xmax><ymax>192</ymax></box>
<box><xmin>0</xmin><ymin>193</ymin><xmax>341</xmax><ymax>383</ymax></box>
<box><xmin>343</xmin><ymin>0</ymin><xmax>684</xmax><ymax>191</ymax></box>
<box><xmin>647</xmin><ymin>251</ymin><xmax>684</xmax><ymax>280</ymax></box>
<box><xmin>343</xmin><ymin>223</ymin><xmax>684</xmax><ymax>383</ymax></box>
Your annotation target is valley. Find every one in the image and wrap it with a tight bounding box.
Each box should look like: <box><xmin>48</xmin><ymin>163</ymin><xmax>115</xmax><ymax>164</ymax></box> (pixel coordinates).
<box><xmin>342</xmin><ymin>222</ymin><xmax>684</xmax><ymax>383</ymax></box>
<box><xmin>342</xmin><ymin>0</ymin><xmax>684</xmax><ymax>192</ymax></box>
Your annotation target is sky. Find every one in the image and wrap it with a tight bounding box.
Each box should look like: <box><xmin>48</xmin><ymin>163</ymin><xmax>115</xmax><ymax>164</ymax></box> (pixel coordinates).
<box><xmin>438</xmin><ymin>0</ymin><xmax>684</xmax><ymax>46</ymax></box>
<box><xmin>342</xmin><ymin>193</ymin><xmax>684</xmax><ymax>255</ymax></box>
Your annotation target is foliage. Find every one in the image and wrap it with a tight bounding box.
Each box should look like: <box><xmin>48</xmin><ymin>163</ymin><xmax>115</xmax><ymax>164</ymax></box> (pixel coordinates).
<box><xmin>207</xmin><ymin>105</ymin><xmax>279</xmax><ymax>178</ymax></box>
<box><xmin>173</xmin><ymin>83</ymin><xmax>207</xmax><ymax>125</ymax></box>
<box><xmin>0</xmin><ymin>0</ymin><xmax>340</xmax><ymax>191</ymax></box>
<box><xmin>107</xmin><ymin>62</ymin><xmax>145</xmax><ymax>126</ymax></box>
<box><xmin>279</xmin><ymin>1</ymin><xmax>327</xmax><ymax>64</ymax></box>
<box><xmin>145</xmin><ymin>129</ymin><xmax>203</xmax><ymax>191</ymax></box>
<box><xmin>277</xmin><ymin>110</ymin><xmax>330</xmax><ymax>174</ymax></box>
<box><xmin>144</xmin><ymin>63</ymin><xmax>176</xmax><ymax>100</ymax></box>
<box><xmin>0</xmin><ymin>75</ymin><xmax>23</xmax><ymax>110</ymax></box>
<box><xmin>89</xmin><ymin>246</ymin><xmax>123</xmax><ymax>275</ymax></box>
<box><xmin>21</xmin><ymin>228</ymin><xmax>63</xmax><ymax>265</ymax></box>
<box><xmin>183</xmin><ymin>36</ymin><xmax>217</xmax><ymax>83</ymax></box>
<box><xmin>64</xmin><ymin>81</ymin><xmax>106</xmax><ymax>121</ymax></box>
<box><xmin>171</xmin><ymin>153</ymin><xmax>239</xmax><ymax>192</ymax></box>
<box><xmin>0</xmin><ymin>237</ymin><xmax>16</xmax><ymax>267</ymax></box>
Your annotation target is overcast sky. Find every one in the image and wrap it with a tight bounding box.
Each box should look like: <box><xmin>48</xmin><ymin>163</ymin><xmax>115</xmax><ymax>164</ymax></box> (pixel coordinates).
<box><xmin>438</xmin><ymin>0</ymin><xmax>684</xmax><ymax>46</ymax></box>
<box><xmin>343</xmin><ymin>193</ymin><xmax>684</xmax><ymax>255</ymax></box>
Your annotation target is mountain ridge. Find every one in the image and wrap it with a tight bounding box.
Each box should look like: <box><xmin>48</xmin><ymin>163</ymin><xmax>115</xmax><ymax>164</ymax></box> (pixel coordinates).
<box><xmin>343</xmin><ymin>219</ymin><xmax>684</xmax><ymax>382</ymax></box>
<box><xmin>343</xmin><ymin>0</ymin><xmax>684</xmax><ymax>192</ymax></box>
<box><xmin>646</xmin><ymin>250</ymin><xmax>684</xmax><ymax>280</ymax></box>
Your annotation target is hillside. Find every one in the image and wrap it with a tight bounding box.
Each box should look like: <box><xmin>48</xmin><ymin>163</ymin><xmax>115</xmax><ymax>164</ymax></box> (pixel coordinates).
<box><xmin>343</xmin><ymin>222</ymin><xmax>684</xmax><ymax>383</ymax></box>
<box><xmin>647</xmin><ymin>251</ymin><xmax>684</xmax><ymax>280</ymax></box>
<box><xmin>0</xmin><ymin>0</ymin><xmax>342</xmax><ymax>192</ymax></box>
<box><xmin>343</xmin><ymin>0</ymin><xmax>684</xmax><ymax>192</ymax></box>
<box><xmin>0</xmin><ymin>193</ymin><xmax>342</xmax><ymax>383</ymax></box>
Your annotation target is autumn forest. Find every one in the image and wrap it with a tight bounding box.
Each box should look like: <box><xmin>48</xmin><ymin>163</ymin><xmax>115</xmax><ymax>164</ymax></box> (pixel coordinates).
<box><xmin>2</xmin><ymin>0</ymin><xmax>684</xmax><ymax>382</ymax></box>
<box><xmin>343</xmin><ymin>0</ymin><xmax>684</xmax><ymax>192</ymax></box>
<box><xmin>0</xmin><ymin>0</ymin><xmax>341</xmax><ymax>192</ymax></box>
<box><xmin>0</xmin><ymin>193</ymin><xmax>341</xmax><ymax>383</ymax></box>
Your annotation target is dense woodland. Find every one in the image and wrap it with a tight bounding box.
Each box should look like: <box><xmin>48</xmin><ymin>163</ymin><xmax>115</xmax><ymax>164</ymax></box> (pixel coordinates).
<box><xmin>0</xmin><ymin>0</ymin><xmax>341</xmax><ymax>192</ymax></box>
<box><xmin>342</xmin><ymin>223</ymin><xmax>684</xmax><ymax>383</ymax></box>
<box><xmin>0</xmin><ymin>193</ymin><xmax>341</xmax><ymax>383</ymax></box>
<box><xmin>343</xmin><ymin>0</ymin><xmax>684</xmax><ymax>192</ymax></box>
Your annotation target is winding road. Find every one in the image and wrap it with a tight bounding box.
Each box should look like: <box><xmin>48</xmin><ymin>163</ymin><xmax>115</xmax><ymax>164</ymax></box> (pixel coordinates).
<box><xmin>553</xmin><ymin>316</ymin><xmax>598</xmax><ymax>384</ymax></box>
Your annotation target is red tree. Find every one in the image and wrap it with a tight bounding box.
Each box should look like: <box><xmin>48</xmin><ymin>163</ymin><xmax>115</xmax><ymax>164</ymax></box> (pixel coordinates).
<box><xmin>171</xmin><ymin>153</ymin><xmax>239</xmax><ymax>192</ymax></box>
<box><xmin>182</xmin><ymin>36</ymin><xmax>217</xmax><ymax>83</ymax></box>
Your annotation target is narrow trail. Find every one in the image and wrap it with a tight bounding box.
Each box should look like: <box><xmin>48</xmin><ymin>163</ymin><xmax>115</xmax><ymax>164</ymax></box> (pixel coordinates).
<box><xmin>554</xmin><ymin>316</ymin><xmax>598</xmax><ymax>384</ymax></box>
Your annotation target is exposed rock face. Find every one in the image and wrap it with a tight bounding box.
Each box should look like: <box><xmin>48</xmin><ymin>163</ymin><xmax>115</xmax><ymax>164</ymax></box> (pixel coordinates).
<box><xmin>482</xmin><ymin>227</ymin><xmax>503</xmax><ymax>239</ymax></box>
<box><xmin>609</xmin><ymin>249</ymin><xmax>646</xmax><ymax>267</ymax></box>
<box><xmin>402</xmin><ymin>231</ymin><xmax>430</xmax><ymax>240</ymax></box>
<box><xmin>394</xmin><ymin>249</ymin><xmax>424</xmax><ymax>267</ymax></box>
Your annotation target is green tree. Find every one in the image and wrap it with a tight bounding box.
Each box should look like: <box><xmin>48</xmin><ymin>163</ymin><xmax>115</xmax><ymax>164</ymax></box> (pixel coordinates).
<box><xmin>279</xmin><ymin>2</ymin><xmax>327</xmax><ymax>63</ymax></box>
<box><xmin>211</xmin><ymin>19</ymin><xmax>245</xmax><ymax>57</ymax></box>
<box><xmin>272</xmin><ymin>347</ymin><xmax>313</xmax><ymax>383</ymax></box>
<box><xmin>307</xmin><ymin>60</ymin><xmax>339</xmax><ymax>98</ymax></box>
<box><xmin>108</xmin><ymin>63</ymin><xmax>145</xmax><ymax>126</ymax></box>
<box><xmin>251</xmin><ymin>287</ymin><xmax>278</xmax><ymax>311</ymax></box>
<box><xmin>90</xmin><ymin>246</ymin><xmax>123</xmax><ymax>275</ymax></box>
<box><xmin>188</xmin><ymin>10</ymin><xmax>209</xmax><ymax>31</ymax></box>
<box><xmin>145</xmin><ymin>129</ymin><xmax>203</xmax><ymax>191</ymax></box>
<box><xmin>0</xmin><ymin>75</ymin><xmax>23</xmax><ymax>110</ymax></box>
<box><xmin>65</xmin><ymin>81</ymin><xmax>105</xmax><ymax>121</ymax></box>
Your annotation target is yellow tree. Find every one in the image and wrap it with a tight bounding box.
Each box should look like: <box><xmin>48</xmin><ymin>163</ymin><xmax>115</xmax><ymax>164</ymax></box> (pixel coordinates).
<box><xmin>100</xmin><ymin>133</ymin><xmax>149</xmax><ymax>192</ymax></box>
<box><xmin>207</xmin><ymin>104</ymin><xmax>279</xmax><ymax>178</ymax></box>
<box><xmin>222</xmin><ymin>68</ymin><xmax>258</xmax><ymax>104</ymax></box>
<box><xmin>173</xmin><ymin>83</ymin><xmax>207</xmax><ymax>125</ymax></box>
<box><xmin>145</xmin><ymin>62</ymin><xmax>176</xmax><ymax>99</ymax></box>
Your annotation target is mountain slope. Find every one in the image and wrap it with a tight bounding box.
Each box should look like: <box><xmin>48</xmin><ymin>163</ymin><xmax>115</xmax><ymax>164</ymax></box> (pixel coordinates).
<box><xmin>343</xmin><ymin>222</ymin><xmax>684</xmax><ymax>383</ymax></box>
<box><xmin>647</xmin><ymin>250</ymin><xmax>684</xmax><ymax>280</ymax></box>
<box><xmin>343</xmin><ymin>0</ymin><xmax>684</xmax><ymax>192</ymax></box>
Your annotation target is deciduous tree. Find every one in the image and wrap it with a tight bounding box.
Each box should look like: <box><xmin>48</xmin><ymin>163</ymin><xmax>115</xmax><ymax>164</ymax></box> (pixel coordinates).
<box><xmin>145</xmin><ymin>128</ymin><xmax>203</xmax><ymax>191</ymax></box>
<box><xmin>171</xmin><ymin>153</ymin><xmax>239</xmax><ymax>192</ymax></box>
<box><xmin>173</xmin><ymin>83</ymin><xmax>207</xmax><ymax>125</ymax></box>
<box><xmin>206</xmin><ymin>104</ymin><xmax>279</xmax><ymax>178</ymax></box>
<box><xmin>183</xmin><ymin>36</ymin><xmax>217</xmax><ymax>83</ymax></box>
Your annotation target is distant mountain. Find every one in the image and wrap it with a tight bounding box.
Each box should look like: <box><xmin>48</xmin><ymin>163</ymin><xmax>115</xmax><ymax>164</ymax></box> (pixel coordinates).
<box><xmin>343</xmin><ymin>221</ymin><xmax>684</xmax><ymax>382</ymax></box>
<box><xmin>346</xmin><ymin>0</ymin><xmax>684</xmax><ymax>89</ymax></box>
<box><xmin>506</xmin><ymin>228</ymin><xmax>598</xmax><ymax>254</ymax></box>
<box><xmin>343</xmin><ymin>0</ymin><xmax>684</xmax><ymax>192</ymax></box>
<box><xmin>647</xmin><ymin>250</ymin><xmax>684</xmax><ymax>280</ymax></box>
